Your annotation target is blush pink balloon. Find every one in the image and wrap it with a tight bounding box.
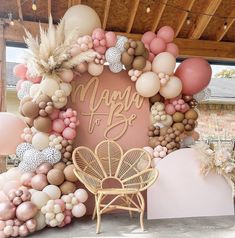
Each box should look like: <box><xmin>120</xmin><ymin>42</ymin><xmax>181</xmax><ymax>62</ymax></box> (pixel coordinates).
<box><xmin>94</xmin><ymin>46</ymin><xmax>106</xmax><ymax>54</ymax></box>
<box><xmin>141</xmin><ymin>31</ymin><xmax>156</xmax><ymax>44</ymax></box>
<box><xmin>92</xmin><ymin>28</ymin><xmax>105</xmax><ymax>40</ymax></box>
<box><xmin>175</xmin><ymin>57</ymin><xmax>212</xmax><ymax>95</ymax></box>
<box><xmin>105</xmin><ymin>32</ymin><xmax>117</xmax><ymax>47</ymax></box>
<box><xmin>0</xmin><ymin>113</ymin><xmax>26</xmax><ymax>155</ymax></box>
<box><xmin>31</xmin><ymin>174</ymin><xmax>48</xmax><ymax>191</ymax></box>
<box><xmin>166</xmin><ymin>43</ymin><xmax>179</xmax><ymax>57</ymax></box>
<box><xmin>0</xmin><ymin>201</ymin><xmax>16</xmax><ymax>220</ymax></box>
<box><xmin>150</xmin><ymin>37</ymin><xmax>166</xmax><ymax>55</ymax></box>
<box><xmin>49</xmin><ymin>109</ymin><xmax>60</xmax><ymax>120</ymax></box>
<box><xmin>62</xmin><ymin>127</ymin><xmax>76</xmax><ymax>140</ymax></box>
<box><xmin>28</xmin><ymin>76</ymin><xmax>42</xmax><ymax>84</ymax></box>
<box><xmin>20</xmin><ymin>172</ymin><xmax>35</xmax><ymax>187</ymax></box>
<box><xmin>13</xmin><ymin>64</ymin><xmax>27</xmax><ymax>80</ymax></box>
<box><xmin>16</xmin><ymin>80</ymin><xmax>24</xmax><ymax>92</ymax></box>
<box><xmin>165</xmin><ymin>104</ymin><xmax>176</xmax><ymax>115</ymax></box>
<box><xmin>148</xmin><ymin>52</ymin><xmax>155</xmax><ymax>62</ymax></box>
<box><xmin>157</xmin><ymin>26</ymin><xmax>175</xmax><ymax>43</ymax></box>
<box><xmin>52</xmin><ymin>119</ymin><xmax>66</xmax><ymax>133</ymax></box>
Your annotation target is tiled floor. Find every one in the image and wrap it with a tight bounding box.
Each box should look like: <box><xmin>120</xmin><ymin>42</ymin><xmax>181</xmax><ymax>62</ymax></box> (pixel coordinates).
<box><xmin>29</xmin><ymin>214</ymin><xmax>235</xmax><ymax>238</ymax></box>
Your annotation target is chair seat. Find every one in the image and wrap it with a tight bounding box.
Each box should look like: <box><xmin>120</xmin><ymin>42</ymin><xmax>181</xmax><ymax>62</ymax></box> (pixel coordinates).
<box><xmin>97</xmin><ymin>188</ymin><xmax>138</xmax><ymax>195</ymax></box>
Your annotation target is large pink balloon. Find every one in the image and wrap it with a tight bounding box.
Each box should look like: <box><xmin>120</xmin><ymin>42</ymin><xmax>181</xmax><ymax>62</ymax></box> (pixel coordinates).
<box><xmin>13</xmin><ymin>64</ymin><xmax>27</xmax><ymax>80</ymax></box>
<box><xmin>157</xmin><ymin>26</ymin><xmax>175</xmax><ymax>43</ymax></box>
<box><xmin>0</xmin><ymin>113</ymin><xmax>26</xmax><ymax>155</ymax></box>
<box><xmin>175</xmin><ymin>58</ymin><xmax>212</xmax><ymax>95</ymax></box>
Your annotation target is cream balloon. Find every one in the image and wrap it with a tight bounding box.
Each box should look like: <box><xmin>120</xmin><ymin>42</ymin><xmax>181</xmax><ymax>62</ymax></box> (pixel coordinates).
<box><xmin>135</xmin><ymin>72</ymin><xmax>160</xmax><ymax>97</ymax></box>
<box><xmin>161</xmin><ymin>115</ymin><xmax>173</xmax><ymax>127</ymax></box>
<box><xmin>63</xmin><ymin>5</ymin><xmax>101</xmax><ymax>38</ymax></box>
<box><xmin>43</xmin><ymin>185</ymin><xmax>61</xmax><ymax>200</ymax></box>
<box><xmin>59</xmin><ymin>83</ymin><xmax>72</xmax><ymax>96</ymax></box>
<box><xmin>88</xmin><ymin>62</ymin><xmax>104</xmax><ymax>76</ymax></box>
<box><xmin>32</xmin><ymin>132</ymin><xmax>49</xmax><ymax>150</ymax></box>
<box><xmin>152</xmin><ymin>52</ymin><xmax>176</xmax><ymax>75</ymax></box>
<box><xmin>31</xmin><ymin>191</ymin><xmax>50</xmax><ymax>209</ymax></box>
<box><xmin>40</xmin><ymin>77</ymin><xmax>59</xmax><ymax>97</ymax></box>
<box><xmin>29</xmin><ymin>84</ymin><xmax>40</xmax><ymax>98</ymax></box>
<box><xmin>159</xmin><ymin>76</ymin><xmax>182</xmax><ymax>99</ymax></box>
<box><xmin>53</xmin><ymin>98</ymin><xmax>68</xmax><ymax>109</ymax></box>
<box><xmin>35</xmin><ymin>211</ymin><xmax>46</xmax><ymax>231</ymax></box>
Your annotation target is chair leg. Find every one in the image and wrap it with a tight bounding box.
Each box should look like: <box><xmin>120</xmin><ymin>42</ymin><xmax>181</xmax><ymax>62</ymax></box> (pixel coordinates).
<box><xmin>96</xmin><ymin>193</ymin><xmax>103</xmax><ymax>234</ymax></box>
<box><xmin>137</xmin><ymin>192</ymin><xmax>145</xmax><ymax>231</ymax></box>
<box><xmin>92</xmin><ymin>195</ymin><xmax>97</xmax><ymax>220</ymax></box>
<box><xmin>125</xmin><ymin>195</ymin><xmax>133</xmax><ymax>218</ymax></box>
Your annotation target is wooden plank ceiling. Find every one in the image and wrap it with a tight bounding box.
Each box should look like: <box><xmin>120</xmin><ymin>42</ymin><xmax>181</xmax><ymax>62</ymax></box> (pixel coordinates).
<box><xmin>1</xmin><ymin>0</ymin><xmax>235</xmax><ymax>61</ymax></box>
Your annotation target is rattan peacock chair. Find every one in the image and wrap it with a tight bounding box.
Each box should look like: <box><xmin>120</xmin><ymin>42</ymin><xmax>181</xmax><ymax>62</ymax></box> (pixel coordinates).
<box><xmin>72</xmin><ymin>140</ymin><xmax>158</xmax><ymax>233</ymax></box>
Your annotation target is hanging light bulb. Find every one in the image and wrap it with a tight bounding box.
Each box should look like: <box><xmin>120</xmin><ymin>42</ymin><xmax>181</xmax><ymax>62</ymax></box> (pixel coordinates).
<box><xmin>146</xmin><ymin>5</ymin><xmax>151</xmax><ymax>13</ymax></box>
<box><xmin>32</xmin><ymin>0</ymin><xmax>37</xmax><ymax>11</ymax></box>
<box><xmin>186</xmin><ymin>17</ymin><xmax>191</xmax><ymax>25</ymax></box>
<box><xmin>223</xmin><ymin>22</ymin><xmax>228</xmax><ymax>30</ymax></box>
<box><xmin>8</xmin><ymin>12</ymin><xmax>14</xmax><ymax>26</ymax></box>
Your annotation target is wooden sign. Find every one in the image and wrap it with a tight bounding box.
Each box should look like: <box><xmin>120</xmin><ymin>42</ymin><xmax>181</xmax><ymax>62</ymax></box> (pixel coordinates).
<box><xmin>71</xmin><ymin>66</ymin><xmax>150</xmax><ymax>150</ymax></box>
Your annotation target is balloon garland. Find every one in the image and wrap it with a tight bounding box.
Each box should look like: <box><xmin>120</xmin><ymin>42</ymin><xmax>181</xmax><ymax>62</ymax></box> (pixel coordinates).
<box><xmin>0</xmin><ymin>4</ymin><xmax>212</xmax><ymax>237</ymax></box>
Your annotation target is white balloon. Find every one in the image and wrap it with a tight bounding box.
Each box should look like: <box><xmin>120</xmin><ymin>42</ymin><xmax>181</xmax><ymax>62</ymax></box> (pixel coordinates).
<box><xmin>105</xmin><ymin>47</ymin><xmax>121</xmax><ymax>63</ymax></box>
<box><xmin>40</xmin><ymin>77</ymin><xmax>59</xmax><ymax>97</ymax></box>
<box><xmin>53</xmin><ymin>97</ymin><xmax>68</xmax><ymax>109</ymax></box>
<box><xmin>32</xmin><ymin>132</ymin><xmax>49</xmax><ymax>150</ymax></box>
<box><xmin>159</xmin><ymin>76</ymin><xmax>182</xmax><ymax>99</ymax></box>
<box><xmin>109</xmin><ymin>63</ymin><xmax>123</xmax><ymax>73</ymax></box>
<box><xmin>152</xmin><ymin>52</ymin><xmax>176</xmax><ymax>75</ymax></box>
<box><xmin>116</xmin><ymin>36</ymin><xmax>128</xmax><ymax>52</ymax></box>
<box><xmin>63</xmin><ymin>5</ymin><xmax>101</xmax><ymax>38</ymax></box>
<box><xmin>29</xmin><ymin>83</ymin><xmax>40</xmax><ymax>98</ymax></box>
<box><xmin>135</xmin><ymin>72</ymin><xmax>160</xmax><ymax>97</ymax></box>
<box><xmin>35</xmin><ymin>211</ymin><xmax>47</xmax><ymax>231</ymax></box>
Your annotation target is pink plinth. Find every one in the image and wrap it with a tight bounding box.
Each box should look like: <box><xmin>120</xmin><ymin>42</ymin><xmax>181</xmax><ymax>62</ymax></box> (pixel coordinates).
<box><xmin>147</xmin><ymin>148</ymin><xmax>234</xmax><ymax>219</ymax></box>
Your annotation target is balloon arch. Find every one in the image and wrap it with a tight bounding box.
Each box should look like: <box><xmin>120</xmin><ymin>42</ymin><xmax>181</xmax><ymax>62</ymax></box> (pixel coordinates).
<box><xmin>0</xmin><ymin>5</ymin><xmax>211</xmax><ymax>237</ymax></box>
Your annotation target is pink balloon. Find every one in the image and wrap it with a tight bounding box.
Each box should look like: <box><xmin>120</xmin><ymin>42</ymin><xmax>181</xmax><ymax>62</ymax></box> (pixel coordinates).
<box><xmin>166</xmin><ymin>43</ymin><xmax>179</xmax><ymax>57</ymax></box>
<box><xmin>0</xmin><ymin>113</ymin><xmax>26</xmax><ymax>155</ymax></box>
<box><xmin>141</xmin><ymin>31</ymin><xmax>156</xmax><ymax>45</ymax></box>
<box><xmin>148</xmin><ymin>52</ymin><xmax>155</xmax><ymax>62</ymax></box>
<box><xmin>27</xmin><ymin>75</ymin><xmax>42</xmax><ymax>84</ymax></box>
<box><xmin>13</xmin><ymin>64</ymin><xmax>27</xmax><ymax>80</ymax></box>
<box><xmin>175</xmin><ymin>58</ymin><xmax>212</xmax><ymax>95</ymax></box>
<box><xmin>157</xmin><ymin>26</ymin><xmax>175</xmax><ymax>43</ymax></box>
<box><xmin>94</xmin><ymin>46</ymin><xmax>106</xmax><ymax>54</ymax></box>
<box><xmin>49</xmin><ymin>109</ymin><xmax>60</xmax><ymax>120</ymax></box>
<box><xmin>105</xmin><ymin>32</ymin><xmax>117</xmax><ymax>48</ymax></box>
<box><xmin>16</xmin><ymin>80</ymin><xmax>24</xmax><ymax>92</ymax></box>
<box><xmin>52</xmin><ymin>119</ymin><xmax>66</xmax><ymax>133</ymax></box>
<box><xmin>62</xmin><ymin>127</ymin><xmax>76</xmax><ymax>140</ymax></box>
<box><xmin>165</xmin><ymin>104</ymin><xmax>176</xmax><ymax>115</ymax></box>
<box><xmin>149</xmin><ymin>37</ymin><xmax>166</xmax><ymax>55</ymax></box>
<box><xmin>92</xmin><ymin>28</ymin><xmax>105</xmax><ymax>40</ymax></box>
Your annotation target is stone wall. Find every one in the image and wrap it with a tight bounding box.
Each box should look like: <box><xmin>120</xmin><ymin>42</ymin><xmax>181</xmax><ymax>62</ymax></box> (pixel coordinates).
<box><xmin>197</xmin><ymin>104</ymin><xmax>235</xmax><ymax>140</ymax></box>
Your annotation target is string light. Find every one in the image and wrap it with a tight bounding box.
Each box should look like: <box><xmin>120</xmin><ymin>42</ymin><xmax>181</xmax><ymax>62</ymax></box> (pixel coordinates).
<box><xmin>32</xmin><ymin>0</ymin><xmax>37</xmax><ymax>11</ymax></box>
<box><xmin>186</xmin><ymin>17</ymin><xmax>191</xmax><ymax>25</ymax></box>
<box><xmin>146</xmin><ymin>5</ymin><xmax>151</xmax><ymax>13</ymax></box>
<box><xmin>8</xmin><ymin>12</ymin><xmax>14</xmax><ymax>26</ymax></box>
<box><xmin>223</xmin><ymin>22</ymin><xmax>228</xmax><ymax>30</ymax></box>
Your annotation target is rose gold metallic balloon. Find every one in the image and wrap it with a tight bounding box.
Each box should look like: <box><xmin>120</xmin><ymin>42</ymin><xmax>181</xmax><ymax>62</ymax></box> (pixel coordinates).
<box><xmin>16</xmin><ymin>201</ymin><xmax>38</xmax><ymax>222</ymax></box>
<box><xmin>20</xmin><ymin>172</ymin><xmax>35</xmax><ymax>187</ymax></box>
<box><xmin>31</xmin><ymin>174</ymin><xmax>48</xmax><ymax>191</ymax></box>
<box><xmin>36</xmin><ymin>163</ymin><xmax>53</xmax><ymax>175</ymax></box>
<box><xmin>0</xmin><ymin>201</ymin><xmax>16</xmax><ymax>221</ymax></box>
<box><xmin>26</xmin><ymin>219</ymin><xmax>36</xmax><ymax>232</ymax></box>
<box><xmin>19</xmin><ymin>224</ymin><xmax>29</xmax><ymax>237</ymax></box>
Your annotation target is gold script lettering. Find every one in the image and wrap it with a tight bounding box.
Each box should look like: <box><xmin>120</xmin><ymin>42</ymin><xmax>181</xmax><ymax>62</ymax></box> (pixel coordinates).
<box><xmin>72</xmin><ymin>76</ymin><xmax>144</xmax><ymax>140</ymax></box>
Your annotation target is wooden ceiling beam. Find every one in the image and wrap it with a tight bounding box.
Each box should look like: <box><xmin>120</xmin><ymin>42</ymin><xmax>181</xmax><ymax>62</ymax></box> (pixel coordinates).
<box><xmin>3</xmin><ymin>19</ymin><xmax>235</xmax><ymax>62</ymax></box>
<box><xmin>151</xmin><ymin>0</ymin><xmax>168</xmax><ymax>32</ymax></box>
<box><xmin>102</xmin><ymin>0</ymin><xmax>111</xmax><ymax>30</ymax></box>
<box><xmin>16</xmin><ymin>0</ymin><xmax>23</xmax><ymax>21</ymax></box>
<box><xmin>48</xmin><ymin>0</ymin><xmax>51</xmax><ymax>19</ymax></box>
<box><xmin>188</xmin><ymin>0</ymin><xmax>222</xmax><ymax>39</ymax></box>
<box><xmin>68</xmin><ymin>0</ymin><xmax>81</xmax><ymax>8</ymax></box>
<box><xmin>175</xmin><ymin>0</ymin><xmax>196</xmax><ymax>37</ymax></box>
<box><xmin>126</xmin><ymin>0</ymin><xmax>140</xmax><ymax>33</ymax></box>
<box><xmin>215</xmin><ymin>9</ymin><xmax>235</xmax><ymax>41</ymax></box>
